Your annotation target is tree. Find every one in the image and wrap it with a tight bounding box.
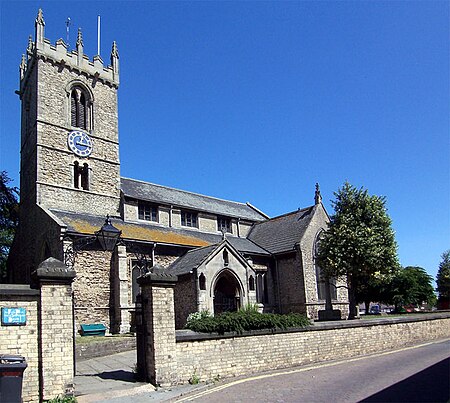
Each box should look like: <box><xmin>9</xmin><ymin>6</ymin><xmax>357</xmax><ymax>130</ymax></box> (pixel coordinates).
<box><xmin>436</xmin><ymin>250</ymin><xmax>450</xmax><ymax>299</ymax></box>
<box><xmin>388</xmin><ymin>266</ymin><xmax>436</xmax><ymax>310</ymax></box>
<box><xmin>0</xmin><ymin>171</ymin><xmax>19</xmax><ymax>281</ymax></box>
<box><xmin>355</xmin><ymin>271</ymin><xmax>397</xmax><ymax>314</ymax></box>
<box><xmin>317</xmin><ymin>182</ymin><xmax>399</xmax><ymax>319</ymax></box>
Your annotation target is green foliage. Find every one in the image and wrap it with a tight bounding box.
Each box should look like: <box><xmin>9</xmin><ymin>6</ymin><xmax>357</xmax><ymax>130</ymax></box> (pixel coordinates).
<box><xmin>436</xmin><ymin>250</ymin><xmax>450</xmax><ymax>299</ymax></box>
<box><xmin>388</xmin><ymin>266</ymin><xmax>436</xmax><ymax>309</ymax></box>
<box><xmin>0</xmin><ymin>171</ymin><xmax>19</xmax><ymax>281</ymax></box>
<box><xmin>46</xmin><ymin>396</ymin><xmax>77</xmax><ymax>403</ymax></box>
<box><xmin>185</xmin><ymin>306</ymin><xmax>310</xmax><ymax>334</ymax></box>
<box><xmin>355</xmin><ymin>268</ymin><xmax>399</xmax><ymax>308</ymax></box>
<box><xmin>317</xmin><ymin>182</ymin><xmax>399</xmax><ymax>318</ymax></box>
<box><xmin>189</xmin><ymin>368</ymin><xmax>200</xmax><ymax>385</ymax></box>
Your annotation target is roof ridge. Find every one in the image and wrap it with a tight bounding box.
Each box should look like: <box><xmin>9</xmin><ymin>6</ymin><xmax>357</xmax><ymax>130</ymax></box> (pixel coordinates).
<box><xmin>121</xmin><ymin>176</ymin><xmax>254</xmax><ymax>208</ymax></box>
<box><xmin>265</xmin><ymin>205</ymin><xmax>313</xmax><ymax>221</ymax></box>
<box><xmin>185</xmin><ymin>243</ymin><xmax>217</xmax><ymax>254</ymax></box>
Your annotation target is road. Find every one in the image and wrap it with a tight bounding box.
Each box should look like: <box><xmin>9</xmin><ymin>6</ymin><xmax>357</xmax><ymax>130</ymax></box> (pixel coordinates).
<box><xmin>176</xmin><ymin>339</ymin><xmax>450</xmax><ymax>403</ymax></box>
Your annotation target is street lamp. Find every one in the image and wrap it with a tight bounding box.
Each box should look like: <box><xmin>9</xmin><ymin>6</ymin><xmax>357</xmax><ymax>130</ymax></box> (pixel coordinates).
<box><xmin>95</xmin><ymin>215</ymin><xmax>122</xmax><ymax>252</ymax></box>
<box><xmin>64</xmin><ymin>215</ymin><xmax>122</xmax><ymax>268</ymax></box>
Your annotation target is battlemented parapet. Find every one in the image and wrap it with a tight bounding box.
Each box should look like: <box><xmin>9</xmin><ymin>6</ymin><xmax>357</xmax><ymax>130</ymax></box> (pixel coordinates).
<box><xmin>19</xmin><ymin>8</ymin><xmax>119</xmax><ymax>95</ymax></box>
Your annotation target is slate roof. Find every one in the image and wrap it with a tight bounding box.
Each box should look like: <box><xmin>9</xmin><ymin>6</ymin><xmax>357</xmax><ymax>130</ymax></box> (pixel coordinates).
<box><xmin>49</xmin><ymin>209</ymin><xmax>269</xmax><ymax>255</ymax></box>
<box><xmin>247</xmin><ymin>206</ymin><xmax>316</xmax><ymax>255</ymax></box>
<box><xmin>121</xmin><ymin>177</ymin><xmax>267</xmax><ymax>222</ymax></box>
<box><xmin>168</xmin><ymin>245</ymin><xmax>217</xmax><ymax>275</ymax></box>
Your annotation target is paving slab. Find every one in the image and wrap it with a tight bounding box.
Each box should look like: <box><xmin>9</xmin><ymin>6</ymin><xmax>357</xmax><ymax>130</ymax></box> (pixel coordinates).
<box><xmin>75</xmin><ymin>349</ymin><xmax>206</xmax><ymax>403</ymax></box>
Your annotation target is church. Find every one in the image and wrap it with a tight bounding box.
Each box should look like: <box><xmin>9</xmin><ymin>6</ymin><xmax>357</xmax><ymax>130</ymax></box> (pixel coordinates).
<box><xmin>8</xmin><ymin>10</ymin><xmax>349</xmax><ymax>332</ymax></box>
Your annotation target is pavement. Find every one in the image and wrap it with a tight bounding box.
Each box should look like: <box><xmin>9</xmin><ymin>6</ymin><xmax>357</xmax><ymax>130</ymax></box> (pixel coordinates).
<box><xmin>75</xmin><ymin>350</ymin><xmax>207</xmax><ymax>402</ymax></box>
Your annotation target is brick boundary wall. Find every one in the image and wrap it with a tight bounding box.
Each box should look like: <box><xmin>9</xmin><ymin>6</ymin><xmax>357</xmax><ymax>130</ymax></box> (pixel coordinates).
<box><xmin>0</xmin><ymin>258</ymin><xmax>75</xmax><ymax>402</ymax></box>
<box><xmin>174</xmin><ymin>313</ymin><xmax>450</xmax><ymax>384</ymax></box>
<box><xmin>138</xmin><ymin>272</ymin><xmax>450</xmax><ymax>387</ymax></box>
<box><xmin>75</xmin><ymin>336</ymin><xmax>136</xmax><ymax>361</ymax></box>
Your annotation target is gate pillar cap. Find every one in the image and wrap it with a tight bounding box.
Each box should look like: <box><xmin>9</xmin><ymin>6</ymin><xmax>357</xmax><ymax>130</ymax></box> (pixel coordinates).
<box><xmin>32</xmin><ymin>257</ymin><xmax>76</xmax><ymax>284</ymax></box>
<box><xmin>137</xmin><ymin>268</ymin><xmax>177</xmax><ymax>286</ymax></box>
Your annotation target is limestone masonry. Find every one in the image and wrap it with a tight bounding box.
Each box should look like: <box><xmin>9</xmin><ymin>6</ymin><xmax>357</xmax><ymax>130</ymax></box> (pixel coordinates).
<box><xmin>8</xmin><ymin>9</ymin><xmax>349</xmax><ymax>333</ymax></box>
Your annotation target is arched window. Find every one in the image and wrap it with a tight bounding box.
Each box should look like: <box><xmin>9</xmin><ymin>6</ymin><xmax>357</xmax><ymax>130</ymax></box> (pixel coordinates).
<box><xmin>314</xmin><ymin>233</ymin><xmax>337</xmax><ymax>300</ymax></box>
<box><xmin>256</xmin><ymin>273</ymin><xmax>267</xmax><ymax>303</ymax></box>
<box><xmin>199</xmin><ymin>273</ymin><xmax>206</xmax><ymax>290</ymax></box>
<box><xmin>249</xmin><ymin>275</ymin><xmax>255</xmax><ymax>291</ymax></box>
<box><xmin>223</xmin><ymin>249</ymin><xmax>229</xmax><ymax>266</ymax></box>
<box><xmin>131</xmin><ymin>262</ymin><xmax>142</xmax><ymax>302</ymax></box>
<box><xmin>70</xmin><ymin>86</ymin><xmax>91</xmax><ymax>130</ymax></box>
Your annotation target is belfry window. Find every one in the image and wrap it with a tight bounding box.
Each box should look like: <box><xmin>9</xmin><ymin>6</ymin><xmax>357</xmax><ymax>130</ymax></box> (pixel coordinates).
<box><xmin>70</xmin><ymin>87</ymin><xmax>90</xmax><ymax>130</ymax></box>
<box><xmin>74</xmin><ymin>161</ymin><xmax>89</xmax><ymax>190</ymax></box>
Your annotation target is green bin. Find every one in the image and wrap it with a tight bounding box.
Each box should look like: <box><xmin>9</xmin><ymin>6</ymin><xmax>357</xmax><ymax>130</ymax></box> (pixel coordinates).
<box><xmin>0</xmin><ymin>355</ymin><xmax>27</xmax><ymax>403</ymax></box>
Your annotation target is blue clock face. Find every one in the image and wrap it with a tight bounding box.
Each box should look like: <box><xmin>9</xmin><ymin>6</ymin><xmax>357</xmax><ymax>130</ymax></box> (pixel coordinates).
<box><xmin>68</xmin><ymin>130</ymin><xmax>93</xmax><ymax>157</ymax></box>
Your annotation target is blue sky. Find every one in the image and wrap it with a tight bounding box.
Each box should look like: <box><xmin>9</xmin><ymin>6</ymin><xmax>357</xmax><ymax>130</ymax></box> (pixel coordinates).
<box><xmin>0</xmin><ymin>1</ymin><xmax>449</xmax><ymax>281</ymax></box>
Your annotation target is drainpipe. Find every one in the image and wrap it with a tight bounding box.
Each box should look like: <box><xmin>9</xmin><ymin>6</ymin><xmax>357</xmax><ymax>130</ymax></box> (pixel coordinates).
<box><xmin>195</xmin><ymin>267</ymin><xmax>201</xmax><ymax>312</ymax></box>
<box><xmin>237</xmin><ymin>217</ymin><xmax>241</xmax><ymax>237</ymax></box>
<box><xmin>169</xmin><ymin>205</ymin><xmax>173</xmax><ymax>227</ymax></box>
<box><xmin>151</xmin><ymin>243</ymin><xmax>157</xmax><ymax>267</ymax></box>
<box><xmin>275</xmin><ymin>258</ymin><xmax>281</xmax><ymax>313</ymax></box>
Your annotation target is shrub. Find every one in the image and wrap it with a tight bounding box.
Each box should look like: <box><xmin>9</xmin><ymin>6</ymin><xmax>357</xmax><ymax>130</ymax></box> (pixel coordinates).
<box><xmin>47</xmin><ymin>396</ymin><xmax>77</xmax><ymax>403</ymax></box>
<box><xmin>185</xmin><ymin>306</ymin><xmax>310</xmax><ymax>334</ymax></box>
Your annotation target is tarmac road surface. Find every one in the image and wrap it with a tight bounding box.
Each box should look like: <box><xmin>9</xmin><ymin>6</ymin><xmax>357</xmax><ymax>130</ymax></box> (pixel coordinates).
<box><xmin>76</xmin><ymin>338</ymin><xmax>449</xmax><ymax>402</ymax></box>
<box><xmin>176</xmin><ymin>339</ymin><xmax>450</xmax><ymax>403</ymax></box>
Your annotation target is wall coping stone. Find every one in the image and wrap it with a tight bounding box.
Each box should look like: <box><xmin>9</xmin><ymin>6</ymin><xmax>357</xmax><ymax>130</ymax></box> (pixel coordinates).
<box><xmin>0</xmin><ymin>284</ymin><xmax>40</xmax><ymax>296</ymax></box>
<box><xmin>176</xmin><ymin>311</ymin><xmax>450</xmax><ymax>342</ymax></box>
<box><xmin>137</xmin><ymin>270</ymin><xmax>178</xmax><ymax>286</ymax></box>
<box><xmin>32</xmin><ymin>257</ymin><xmax>76</xmax><ymax>283</ymax></box>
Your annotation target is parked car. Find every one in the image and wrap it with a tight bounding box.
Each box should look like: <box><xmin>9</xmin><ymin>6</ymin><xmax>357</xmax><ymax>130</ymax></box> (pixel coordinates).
<box><xmin>369</xmin><ymin>305</ymin><xmax>381</xmax><ymax>314</ymax></box>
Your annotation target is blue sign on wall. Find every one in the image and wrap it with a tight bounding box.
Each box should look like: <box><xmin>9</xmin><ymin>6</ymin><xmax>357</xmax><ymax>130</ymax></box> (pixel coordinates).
<box><xmin>1</xmin><ymin>307</ymin><xmax>27</xmax><ymax>326</ymax></box>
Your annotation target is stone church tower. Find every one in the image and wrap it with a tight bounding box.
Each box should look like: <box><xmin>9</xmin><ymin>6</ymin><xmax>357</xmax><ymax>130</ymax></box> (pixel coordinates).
<box><xmin>19</xmin><ymin>9</ymin><xmax>121</xmax><ymax>216</ymax></box>
<box><xmin>10</xmin><ymin>9</ymin><xmax>121</xmax><ymax>281</ymax></box>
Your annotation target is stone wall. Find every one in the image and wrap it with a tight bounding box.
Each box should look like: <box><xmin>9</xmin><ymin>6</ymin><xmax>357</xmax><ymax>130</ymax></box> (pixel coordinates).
<box><xmin>34</xmin><ymin>55</ymin><xmax>121</xmax><ymax>218</ymax></box>
<box><xmin>154</xmin><ymin>254</ymin><xmax>179</xmax><ymax>268</ymax></box>
<box><xmin>276</xmin><ymin>254</ymin><xmax>307</xmax><ymax>314</ymax></box>
<box><xmin>174</xmin><ymin>274</ymin><xmax>197</xmax><ymax>329</ymax></box>
<box><xmin>237</xmin><ymin>221</ymin><xmax>253</xmax><ymax>237</ymax></box>
<box><xmin>174</xmin><ymin>314</ymin><xmax>450</xmax><ymax>384</ymax></box>
<box><xmin>0</xmin><ymin>288</ymin><xmax>40</xmax><ymax>402</ymax></box>
<box><xmin>198</xmin><ymin>213</ymin><xmax>217</xmax><ymax>233</ymax></box>
<box><xmin>72</xmin><ymin>249</ymin><xmax>113</xmax><ymax>330</ymax></box>
<box><xmin>8</xmin><ymin>205</ymin><xmax>63</xmax><ymax>284</ymax></box>
<box><xmin>0</xmin><ymin>258</ymin><xmax>76</xmax><ymax>402</ymax></box>
<box><xmin>140</xmin><ymin>277</ymin><xmax>450</xmax><ymax>387</ymax></box>
<box><xmin>39</xmin><ymin>281</ymin><xmax>75</xmax><ymax>400</ymax></box>
<box><xmin>75</xmin><ymin>335</ymin><xmax>136</xmax><ymax>361</ymax></box>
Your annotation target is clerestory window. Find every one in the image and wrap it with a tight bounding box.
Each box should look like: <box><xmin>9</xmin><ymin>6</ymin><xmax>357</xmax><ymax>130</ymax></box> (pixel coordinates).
<box><xmin>217</xmin><ymin>216</ymin><xmax>232</xmax><ymax>233</ymax></box>
<box><xmin>181</xmin><ymin>210</ymin><xmax>198</xmax><ymax>228</ymax></box>
<box><xmin>138</xmin><ymin>201</ymin><xmax>158</xmax><ymax>222</ymax></box>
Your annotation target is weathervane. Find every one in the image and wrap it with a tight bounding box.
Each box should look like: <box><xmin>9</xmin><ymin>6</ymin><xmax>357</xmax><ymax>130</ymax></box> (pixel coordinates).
<box><xmin>65</xmin><ymin>17</ymin><xmax>71</xmax><ymax>47</ymax></box>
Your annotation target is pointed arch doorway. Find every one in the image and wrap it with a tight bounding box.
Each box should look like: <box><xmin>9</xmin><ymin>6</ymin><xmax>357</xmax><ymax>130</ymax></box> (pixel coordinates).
<box><xmin>213</xmin><ymin>271</ymin><xmax>242</xmax><ymax>314</ymax></box>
